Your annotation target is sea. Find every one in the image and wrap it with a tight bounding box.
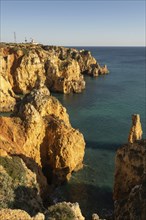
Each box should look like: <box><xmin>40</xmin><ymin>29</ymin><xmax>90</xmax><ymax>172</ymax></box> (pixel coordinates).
<box><xmin>52</xmin><ymin>47</ymin><xmax>146</xmax><ymax>218</ymax></box>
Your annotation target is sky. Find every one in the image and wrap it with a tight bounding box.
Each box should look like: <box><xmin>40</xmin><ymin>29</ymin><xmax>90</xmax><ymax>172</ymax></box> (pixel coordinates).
<box><xmin>0</xmin><ymin>0</ymin><xmax>145</xmax><ymax>46</ymax></box>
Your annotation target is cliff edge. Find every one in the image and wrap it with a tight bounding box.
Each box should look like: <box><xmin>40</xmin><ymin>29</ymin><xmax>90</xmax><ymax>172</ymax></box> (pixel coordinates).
<box><xmin>0</xmin><ymin>43</ymin><xmax>109</xmax><ymax>111</ymax></box>
<box><xmin>114</xmin><ymin>114</ymin><xmax>146</xmax><ymax>220</ymax></box>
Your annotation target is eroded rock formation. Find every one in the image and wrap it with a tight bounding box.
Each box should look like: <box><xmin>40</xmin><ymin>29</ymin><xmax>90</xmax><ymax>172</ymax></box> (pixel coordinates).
<box><xmin>114</xmin><ymin>115</ymin><xmax>146</xmax><ymax>219</ymax></box>
<box><xmin>0</xmin><ymin>209</ymin><xmax>45</xmax><ymax>220</ymax></box>
<box><xmin>0</xmin><ymin>43</ymin><xmax>108</xmax><ymax>219</ymax></box>
<box><xmin>0</xmin><ymin>86</ymin><xmax>85</xmax><ymax>184</ymax></box>
<box><xmin>0</xmin><ymin>43</ymin><xmax>109</xmax><ymax>103</ymax></box>
<box><xmin>41</xmin><ymin>116</ymin><xmax>85</xmax><ymax>182</ymax></box>
<box><xmin>128</xmin><ymin>114</ymin><xmax>143</xmax><ymax>143</ymax></box>
<box><xmin>0</xmin><ymin>75</ymin><xmax>16</xmax><ymax>112</ymax></box>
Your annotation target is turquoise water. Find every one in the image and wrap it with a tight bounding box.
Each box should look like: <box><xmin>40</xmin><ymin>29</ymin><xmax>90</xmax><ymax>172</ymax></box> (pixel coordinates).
<box><xmin>53</xmin><ymin>47</ymin><xmax>146</xmax><ymax>218</ymax></box>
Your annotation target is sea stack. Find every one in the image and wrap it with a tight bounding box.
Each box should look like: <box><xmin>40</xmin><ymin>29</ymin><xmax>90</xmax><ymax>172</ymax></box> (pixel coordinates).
<box><xmin>128</xmin><ymin>114</ymin><xmax>143</xmax><ymax>143</ymax></box>
<box><xmin>114</xmin><ymin>114</ymin><xmax>146</xmax><ymax>219</ymax></box>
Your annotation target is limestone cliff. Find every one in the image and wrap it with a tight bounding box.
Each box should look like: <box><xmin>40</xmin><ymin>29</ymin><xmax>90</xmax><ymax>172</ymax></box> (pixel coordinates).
<box><xmin>114</xmin><ymin>115</ymin><xmax>146</xmax><ymax>219</ymax></box>
<box><xmin>0</xmin><ymin>75</ymin><xmax>16</xmax><ymax>112</ymax></box>
<box><xmin>0</xmin><ymin>86</ymin><xmax>85</xmax><ymax>184</ymax></box>
<box><xmin>0</xmin><ymin>43</ymin><xmax>109</xmax><ymax>102</ymax></box>
<box><xmin>0</xmin><ymin>149</ymin><xmax>85</xmax><ymax>219</ymax></box>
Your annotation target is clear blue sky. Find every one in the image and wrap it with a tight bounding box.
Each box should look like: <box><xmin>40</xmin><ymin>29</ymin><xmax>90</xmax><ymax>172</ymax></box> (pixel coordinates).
<box><xmin>1</xmin><ymin>0</ymin><xmax>145</xmax><ymax>46</ymax></box>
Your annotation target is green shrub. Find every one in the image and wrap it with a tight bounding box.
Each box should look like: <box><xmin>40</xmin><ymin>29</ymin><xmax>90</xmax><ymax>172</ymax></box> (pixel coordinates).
<box><xmin>0</xmin><ymin>170</ymin><xmax>14</xmax><ymax>208</ymax></box>
<box><xmin>0</xmin><ymin>156</ymin><xmax>26</xmax><ymax>185</ymax></box>
<box><xmin>47</xmin><ymin>203</ymin><xmax>75</xmax><ymax>220</ymax></box>
<box><xmin>22</xmin><ymin>48</ymin><xmax>29</xmax><ymax>56</ymax></box>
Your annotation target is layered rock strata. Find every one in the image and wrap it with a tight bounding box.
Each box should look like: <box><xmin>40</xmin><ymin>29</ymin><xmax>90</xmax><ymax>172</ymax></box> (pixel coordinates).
<box><xmin>114</xmin><ymin>115</ymin><xmax>146</xmax><ymax>219</ymax></box>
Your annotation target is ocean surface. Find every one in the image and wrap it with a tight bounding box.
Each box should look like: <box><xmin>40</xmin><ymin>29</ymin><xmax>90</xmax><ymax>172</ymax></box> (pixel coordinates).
<box><xmin>52</xmin><ymin>47</ymin><xmax>146</xmax><ymax>218</ymax></box>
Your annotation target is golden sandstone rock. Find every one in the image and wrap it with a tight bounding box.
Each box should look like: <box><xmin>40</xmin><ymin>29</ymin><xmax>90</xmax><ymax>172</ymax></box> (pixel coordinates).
<box><xmin>0</xmin><ymin>86</ymin><xmax>85</xmax><ymax>184</ymax></box>
<box><xmin>0</xmin><ymin>75</ymin><xmax>16</xmax><ymax>112</ymax></box>
<box><xmin>0</xmin><ymin>44</ymin><xmax>108</xmax><ymax>99</ymax></box>
<box><xmin>0</xmin><ymin>209</ymin><xmax>45</xmax><ymax>220</ymax></box>
<box><xmin>0</xmin><ymin>43</ymin><xmax>107</xmax><ymax>219</ymax></box>
<box><xmin>114</xmin><ymin>114</ymin><xmax>146</xmax><ymax>219</ymax></box>
<box><xmin>128</xmin><ymin>114</ymin><xmax>143</xmax><ymax>143</ymax></box>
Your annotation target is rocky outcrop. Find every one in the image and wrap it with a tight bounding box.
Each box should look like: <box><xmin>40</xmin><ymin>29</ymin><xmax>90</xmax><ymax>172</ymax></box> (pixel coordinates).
<box><xmin>0</xmin><ymin>43</ymin><xmax>108</xmax><ymax>101</ymax></box>
<box><xmin>114</xmin><ymin>115</ymin><xmax>146</xmax><ymax>219</ymax></box>
<box><xmin>0</xmin><ymin>106</ymin><xmax>46</xmax><ymax>166</ymax></box>
<box><xmin>13</xmin><ymin>50</ymin><xmax>46</xmax><ymax>94</ymax></box>
<box><xmin>128</xmin><ymin>114</ymin><xmax>143</xmax><ymax>143</ymax></box>
<box><xmin>41</xmin><ymin>116</ymin><xmax>85</xmax><ymax>182</ymax></box>
<box><xmin>0</xmin><ymin>86</ymin><xmax>85</xmax><ymax>184</ymax></box>
<box><xmin>18</xmin><ymin>86</ymin><xmax>70</xmax><ymax>126</ymax></box>
<box><xmin>46</xmin><ymin>57</ymin><xmax>85</xmax><ymax>94</ymax></box>
<box><xmin>43</xmin><ymin>46</ymin><xmax>109</xmax><ymax>77</ymax></box>
<box><xmin>0</xmin><ymin>75</ymin><xmax>16</xmax><ymax>112</ymax></box>
<box><xmin>0</xmin><ymin>209</ymin><xmax>39</xmax><ymax>220</ymax></box>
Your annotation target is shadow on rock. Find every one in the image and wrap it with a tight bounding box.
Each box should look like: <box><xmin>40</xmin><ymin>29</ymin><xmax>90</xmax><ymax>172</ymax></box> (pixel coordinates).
<box><xmin>13</xmin><ymin>186</ymin><xmax>44</xmax><ymax>216</ymax></box>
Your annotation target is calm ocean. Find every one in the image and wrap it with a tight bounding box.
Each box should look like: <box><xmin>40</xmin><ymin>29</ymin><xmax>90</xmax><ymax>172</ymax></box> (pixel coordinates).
<box><xmin>53</xmin><ymin>47</ymin><xmax>146</xmax><ymax>218</ymax></box>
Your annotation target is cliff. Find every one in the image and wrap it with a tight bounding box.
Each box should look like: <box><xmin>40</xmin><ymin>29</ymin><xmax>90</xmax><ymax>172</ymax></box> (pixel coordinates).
<box><xmin>0</xmin><ymin>43</ymin><xmax>108</xmax><ymax>111</ymax></box>
<box><xmin>114</xmin><ymin>115</ymin><xmax>146</xmax><ymax>219</ymax></box>
<box><xmin>0</xmin><ymin>43</ymin><xmax>109</xmax><ymax>219</ymax></box>
<box><xmin>0</xmin><ymin>86</ymin><xmax>85</xmax><ymax>218</ymax></box>
<box><xmin>0</xmin><ymin>86</ymin><xmax>85</xmax><ymax>184</ymax></box>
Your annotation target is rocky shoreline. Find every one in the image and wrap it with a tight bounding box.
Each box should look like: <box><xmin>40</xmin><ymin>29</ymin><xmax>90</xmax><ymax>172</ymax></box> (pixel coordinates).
<box><xmin>0</xmin><ymin>43</ymin><xmax>145</xmax><ymax>219</ymax></box>
<box><xmin>0</xmin><ymin>43</ymin><xmax>108</xmax><ymax>112</ymax></box>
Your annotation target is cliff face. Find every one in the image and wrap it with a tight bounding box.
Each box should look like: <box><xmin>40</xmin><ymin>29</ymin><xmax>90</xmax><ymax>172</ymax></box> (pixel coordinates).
<box><xmin>0</xmin><ymin>43</ymin><xmax>109</xmax><ymax>111</ymax></box>
<box><xmin>0</xmin><ymin>43</ymin><xmax>108</xmax><ymax>219</ymax></box>
<box><xmin>0</xmin><ymin>75</ymin><xmax>16</xmax><ymax>112</ymax></box>
<box><xmin>0</xmin><ymin>86</ymin><xmax>85</xmax><ymax>184</ymax></box>
<box><xmin>114</xmin><ymin>115</ymin><xmax>146</xmax><ymax>220</ymax></box>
